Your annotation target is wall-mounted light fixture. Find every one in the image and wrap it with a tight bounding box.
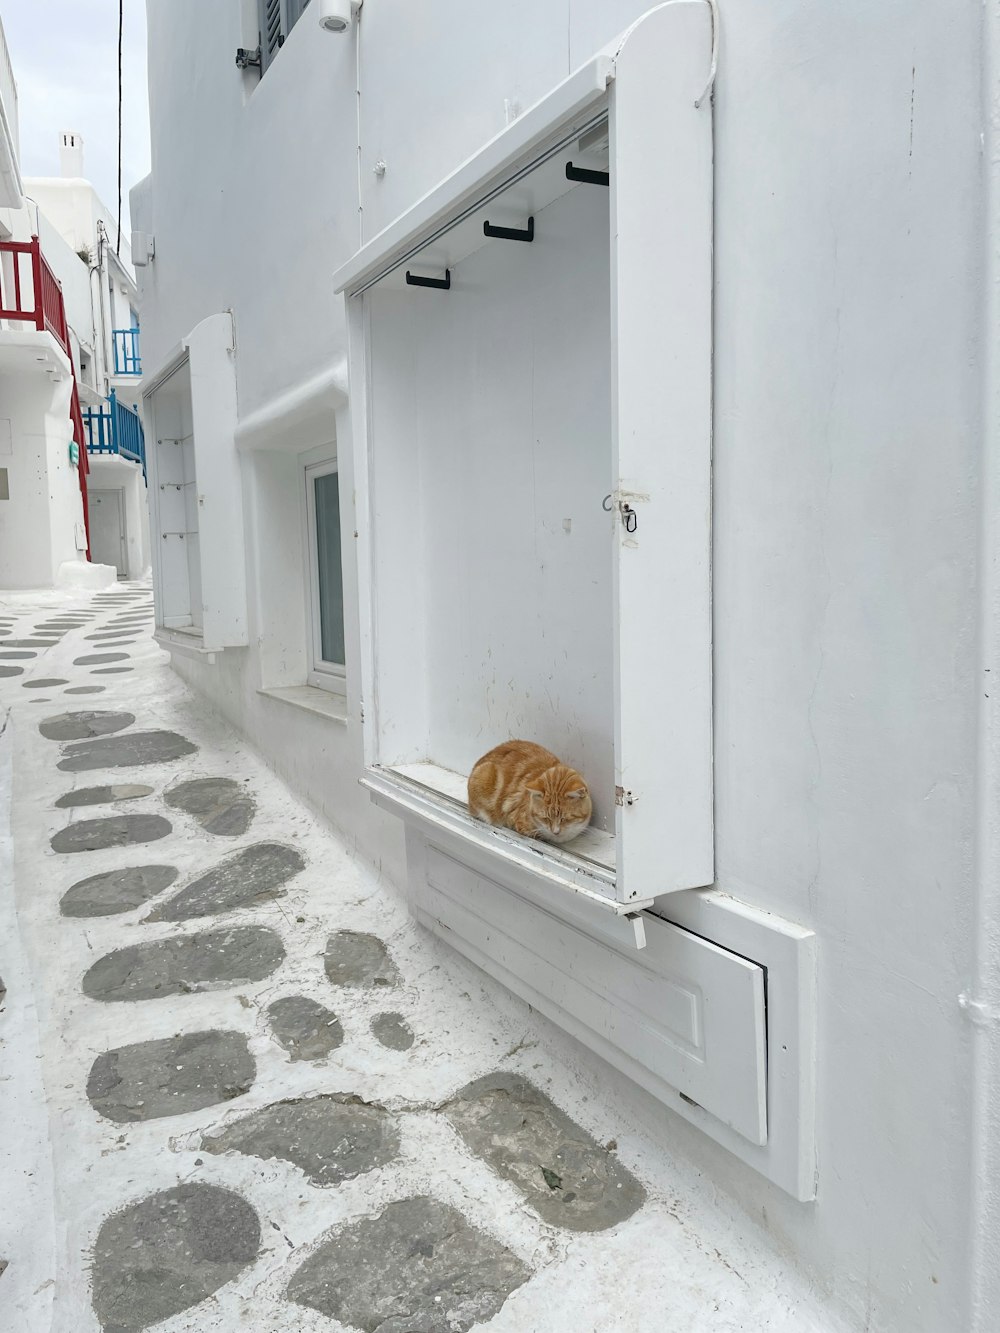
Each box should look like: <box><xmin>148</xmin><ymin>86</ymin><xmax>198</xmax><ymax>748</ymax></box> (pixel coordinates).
<box><xmin>318</xmin><ymin>0</ymin><xmax>362</xmax><ymax>33</ymax></box>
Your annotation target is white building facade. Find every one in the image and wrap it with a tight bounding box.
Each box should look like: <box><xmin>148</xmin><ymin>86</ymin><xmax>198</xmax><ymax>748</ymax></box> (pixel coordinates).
<box><xmin>26</xmin><ymin>134</ymin><xmax>151</xmax><ymax>582</ymax></box>
<box><xmin>0</xmin><ymin>19</ymin><xmax>96</xmax><ymax>589</ymax></box>
<box><xmin>133</xmin><ymin>3</ymin><xmax>1000</xmax><ymax>1330</ymax></box>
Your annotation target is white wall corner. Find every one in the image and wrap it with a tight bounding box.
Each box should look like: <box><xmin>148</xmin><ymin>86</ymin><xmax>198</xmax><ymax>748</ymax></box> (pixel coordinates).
<box><xmin>234</xmin><ymin>359</ymin><xmax>349</xmax><ymax>455</ymax></box>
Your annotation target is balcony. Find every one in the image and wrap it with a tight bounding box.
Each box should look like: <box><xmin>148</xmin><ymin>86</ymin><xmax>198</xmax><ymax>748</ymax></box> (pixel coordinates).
<box><xmin>0</xmin><ymin>235</ymin><xmax>72</xmax><ymax>350</ymax></box>
<box><xmin>83</xmin><ymin>388</ymin><xmax>146</xmax><ymax>482</ymax></box>
<box><xmin>0</xmin><ymin>232</ymin><xmax>91</xmax><ymax>555</ymax></box>
<box><xmin>0</xmin><ymin>234</ymin><xmax>85</xmax><ymax>407</ymax></box>
<box><xmin>112</xmin><ymin>327</ymin><xmax>141</xmax><ymax>376</ymax></box>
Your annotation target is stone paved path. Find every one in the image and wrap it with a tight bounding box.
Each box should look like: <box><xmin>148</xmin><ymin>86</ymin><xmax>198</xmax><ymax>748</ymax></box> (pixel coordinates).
<box><xmin>0</xmin><ymin>582</ymin><xmax>842</xmax><ymax>1333</ymax></box>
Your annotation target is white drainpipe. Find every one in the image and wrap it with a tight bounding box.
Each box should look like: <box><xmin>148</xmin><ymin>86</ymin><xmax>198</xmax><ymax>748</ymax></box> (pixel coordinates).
<box><xmin>965</xmin><ymin>3</ymin><xmax>1000</xmax><ymax>1327</ymax></box>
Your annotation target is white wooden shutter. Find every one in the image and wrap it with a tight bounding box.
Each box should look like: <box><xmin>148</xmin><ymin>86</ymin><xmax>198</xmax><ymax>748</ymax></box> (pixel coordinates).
<box><xmin>610</xmin><ymin>1</ymin><xmax>715</xmax><ymax>901</ymax></box>
<box><xmin>183</xmin><ymin>312</ymin><xmax>249</xmax><ymax>650</ymax></box>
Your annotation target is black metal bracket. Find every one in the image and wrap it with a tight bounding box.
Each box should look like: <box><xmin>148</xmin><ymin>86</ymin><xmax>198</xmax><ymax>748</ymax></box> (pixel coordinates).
<box><xmin>565</xmin><ymin>162</ymin><xmax>610</xmax><ymax>187</ymax></box>
<box><xmin>405</xmin><ymin>269</ymin><xmax>451</xmax><ymax>290</ymax></box>
<box><xmin>483</xmin><ymin>216</ymin><xmax>535</xmax><ymax>242</ymax></box>
<box><xmin>235</xmin><ymin>46</ymin><xmax>261</xmax><ymax>70</ymax></box>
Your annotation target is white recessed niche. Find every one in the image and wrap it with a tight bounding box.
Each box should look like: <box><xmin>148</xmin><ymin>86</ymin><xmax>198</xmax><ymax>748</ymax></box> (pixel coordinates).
<box><xmin>338</xmin><ymin>4</ymin><xmax>714</xmax><ymax>916</ymax></box>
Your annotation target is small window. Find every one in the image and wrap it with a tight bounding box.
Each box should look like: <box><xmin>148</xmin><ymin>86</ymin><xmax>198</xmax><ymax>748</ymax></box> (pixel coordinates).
<box><xmin>305</xmin><ymin>459</ymin><xmax>346</xmax><ymax>692</ymax></box>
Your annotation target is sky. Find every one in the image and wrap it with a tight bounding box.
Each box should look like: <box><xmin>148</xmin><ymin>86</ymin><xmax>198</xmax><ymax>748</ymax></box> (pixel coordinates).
<box><xmin>1</xmin><ymin>0</ymin><xmax>150</xmax><ymax>232</ymax></box>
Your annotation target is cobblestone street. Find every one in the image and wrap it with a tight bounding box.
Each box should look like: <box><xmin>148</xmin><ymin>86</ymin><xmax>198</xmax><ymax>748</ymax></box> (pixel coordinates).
<box><xmin>0</xmin><ymin>583</ymin><xmax>837</xmax><ymax>1333</ymax></box>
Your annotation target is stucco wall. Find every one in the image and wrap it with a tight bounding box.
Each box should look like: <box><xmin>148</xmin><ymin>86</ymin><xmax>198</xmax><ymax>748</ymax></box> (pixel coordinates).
<box><xmin>27</xmin><ymin>177</ymin><xmax>134</xmax><ymax>274</ymax></box>
<box><xmin>0</xmin><ymin>367</ymin><xmax>84</xmax><ymax>587</ymax></box>
<box><xmin>86</xmin><ymin>453</ymin><xmax>150</xmax><ymax>580</ymax></box>
<box><xmin>32</xmin><ymin>206</ymin><xmax>93</xmax><ymax>351</ymax></box>
<box><xmin>134</xmin><ymin>3</ymin><xmax>988</xmax><ymax>1329</ymax></box>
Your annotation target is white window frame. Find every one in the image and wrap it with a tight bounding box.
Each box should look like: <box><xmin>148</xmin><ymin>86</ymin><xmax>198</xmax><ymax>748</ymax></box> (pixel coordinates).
<box><xmin>304</xmin><ymin>456</ymin><xmax>347</xmax><ymax>695</ymax></box>
<box><xmin>334</xmin><ymin>7</ymin><xmax>714</xmax><ymax>911</ymax></box>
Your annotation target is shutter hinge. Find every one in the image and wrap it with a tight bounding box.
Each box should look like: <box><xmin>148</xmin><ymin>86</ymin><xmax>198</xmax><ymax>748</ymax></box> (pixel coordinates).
<box><xmin>615</xmin><ymin>786</ymin><xmax>635</xmax><ymax>807</ymax></box>
<box><xmin>235</xmin><ymin>46</ymin><xmax>261</xmax><ymax>70</ymax></box>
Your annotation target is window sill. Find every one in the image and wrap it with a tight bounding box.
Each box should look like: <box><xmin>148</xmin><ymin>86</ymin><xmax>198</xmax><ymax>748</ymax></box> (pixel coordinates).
<box><xmin>153</xmin><ymin>627</ymin><xmax>218</xmax><ymax>663</ymax></box>
<box><xmin>362</xmin><ymin>766</ymin><xmax>653</xmax><ymax>921</ymax></box>
<box><xmin>257</xmin><ymin>684</ymin><xmax>349</xmax><ymax>725</ymax></box>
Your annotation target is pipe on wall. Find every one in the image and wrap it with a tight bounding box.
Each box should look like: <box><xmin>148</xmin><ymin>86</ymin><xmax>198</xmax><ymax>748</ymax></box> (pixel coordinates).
<box><xmin>965</xmin><ymin>3</ymin><xmax>1000</xmax><ymax>1327</ymax></box>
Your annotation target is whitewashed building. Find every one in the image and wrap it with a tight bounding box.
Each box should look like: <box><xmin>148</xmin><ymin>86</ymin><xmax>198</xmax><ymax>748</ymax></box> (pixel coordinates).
<box><xmin>0</xmin><ymin>18</ymin><xmax>99</xmax><ymax>589</ymax></box>
<box><xmin>133</xmin><ymin>3</ymin><xmax>1000</xmax><ymax>1329</ymax></box>
<box><xmin>26</xmin><ymin>134</ymin><xmax>151</xmax><ymax>581</ymax></box>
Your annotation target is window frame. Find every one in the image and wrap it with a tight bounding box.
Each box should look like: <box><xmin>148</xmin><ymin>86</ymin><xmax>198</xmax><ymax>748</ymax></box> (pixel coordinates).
<box><xmin>304</xmin><ymin>456</ymin><xmax>347</xmax><ymax>695</ymax></box>
<box><xmin>335</xmin><ymin>16</ymin><xmax>714</xmax><ymax>907</ymax></box>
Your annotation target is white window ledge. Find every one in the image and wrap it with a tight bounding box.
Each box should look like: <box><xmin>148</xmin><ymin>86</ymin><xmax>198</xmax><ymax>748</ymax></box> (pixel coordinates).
<box><xmin>153</xmin><ymin>627</ymin><xmax>218</xmax><ymax>663</ymax></box>
<box><xmin>257</xmin><ymin>685</ymin><xmax>348</xmax><ymax>725</ymax></box>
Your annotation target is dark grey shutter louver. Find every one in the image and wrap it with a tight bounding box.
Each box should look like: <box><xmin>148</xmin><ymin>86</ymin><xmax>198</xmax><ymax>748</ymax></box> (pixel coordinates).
<box><xmin>259</xmin><ymin>0</ymin><xmax>284</xmax><ymax>71</ymax></box>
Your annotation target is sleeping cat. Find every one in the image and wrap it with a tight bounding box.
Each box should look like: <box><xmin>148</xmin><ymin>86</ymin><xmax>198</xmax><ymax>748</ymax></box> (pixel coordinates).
<box><xmin>467</xmin><ymin>740</ymin><xmax>592</xmax><ymax>844</ymax></box>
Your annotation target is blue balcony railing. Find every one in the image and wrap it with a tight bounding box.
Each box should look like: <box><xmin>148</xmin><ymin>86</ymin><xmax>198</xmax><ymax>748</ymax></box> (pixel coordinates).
<box><xmin>83</xmin><ymin>389</ymin><xmax>146</xmax><ymax>483</ymax></box>
<box><xmin>112</xmin><ymin>326</ymin><xmax>141</xmax><ymax>376</ymax></box>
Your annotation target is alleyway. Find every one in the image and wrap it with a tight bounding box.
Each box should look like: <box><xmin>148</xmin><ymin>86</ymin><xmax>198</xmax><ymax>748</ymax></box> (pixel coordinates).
<box><xmin>0</xmin><ymin>584</ymin><xmax>839</xmax><ymax>1333</ymax></box>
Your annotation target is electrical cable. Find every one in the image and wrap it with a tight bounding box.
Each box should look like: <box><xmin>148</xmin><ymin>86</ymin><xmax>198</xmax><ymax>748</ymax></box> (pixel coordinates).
<box><xmin>116</xmin><ymin>0</ymin><xmax>123</xmax><ymax>254</ymax></box>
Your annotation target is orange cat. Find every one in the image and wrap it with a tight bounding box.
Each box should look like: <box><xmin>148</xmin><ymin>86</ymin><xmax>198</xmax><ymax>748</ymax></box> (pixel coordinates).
<box><xmin>467</xmin><ymin>740</ymin><xmax>592</xmax><ymax>844</ymax></box>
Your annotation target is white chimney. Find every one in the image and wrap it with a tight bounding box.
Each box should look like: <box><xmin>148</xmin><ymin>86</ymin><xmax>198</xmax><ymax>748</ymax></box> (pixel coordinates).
<box><xmin>59</xmin><ymin>130</ymin><xmax>84</xmax><ymax>178</ymax></box>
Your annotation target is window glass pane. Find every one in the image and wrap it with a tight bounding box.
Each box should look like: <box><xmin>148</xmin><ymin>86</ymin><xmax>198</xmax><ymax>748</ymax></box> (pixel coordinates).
<box><xmin>314</xmin><ymin>470</ymin><xmax>345</xmax><ymax>666</ymax></box>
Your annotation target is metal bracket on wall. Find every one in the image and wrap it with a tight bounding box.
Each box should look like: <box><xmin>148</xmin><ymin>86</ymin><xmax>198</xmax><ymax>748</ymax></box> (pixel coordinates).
<box><xmin>565</xmin><ymin>161</ymin><xmax>610</xmax><ymax>187</ymax></box>
<box><xmin>483</xmin><ymin>217</ymin><xmax>535</xmax><ymax>242</ymax></box>
<box><xmin>405</xmin><ymin>269</ymin><xmax>451</xmax><ymax>290</ymax></box>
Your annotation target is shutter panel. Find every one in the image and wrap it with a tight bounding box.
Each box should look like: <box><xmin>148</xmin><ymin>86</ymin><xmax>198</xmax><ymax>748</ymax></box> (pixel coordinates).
<box><xmin>182</xmin><ymin>313</ymin><xmax>249</xmax><ymax>650</ymax></box>
<box><xmin>259</xmin><ymin>0</ymin><xmax>284</xmax><ymax>70</ymax></box>
<box><xmin>610</xmin><ymin>2</ymin><xmax>715</xmax><ymax>898</ymax></box>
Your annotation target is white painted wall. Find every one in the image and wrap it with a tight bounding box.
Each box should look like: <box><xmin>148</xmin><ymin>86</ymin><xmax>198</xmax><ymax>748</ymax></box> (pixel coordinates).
<box><xmin>86</xmin><ymin>453</ymin><xmax>149</xmax><ymax>580</ymax></box>
<box><xmin>0</xmin><ymin>366</ymin><xmax>85</xmax><ymax>587</ymax></box>
<box><xmin>366</xmin><ymin>183</ymin><xmax>614</xmax><ymax>826</ymax></box>
<box><xmin>133</xmin><ymin>2</ymin><xmax>992</xmax><ymax>1329</ymax></box>
<box><xmin>27</xmin><ymin>166</ymin><xmax>140</xmax><ymax>393</ymax></box>
<box><xmin>26</xmin><ymin>177</ymin><xmax>134</xmax><ymax>277</ymax></box>
<box><xmin>31</xmin><ymin>206</ymin><xmax>94</xmax><ymax>354</ymax></box>
<box><xmin>0</xmin><ymin>15</ymin><xmax>19</xmax><ymax>168</ymax></box>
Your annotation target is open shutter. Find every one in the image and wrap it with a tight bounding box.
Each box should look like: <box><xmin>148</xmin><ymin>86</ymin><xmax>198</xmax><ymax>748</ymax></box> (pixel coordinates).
<box><xmin>259</xmin><ymin>0</ymin><xmax>284</xmax><ymax>71</ymax></box>
<box><xmin>183</xmin><ymin>313</ymin><xmax>249</xmax><ymax>650</ymax></box>
<box><xmin>610</xmin><ymin>1</ymin><xmax>715</xmax><ymax>901</ymax></box>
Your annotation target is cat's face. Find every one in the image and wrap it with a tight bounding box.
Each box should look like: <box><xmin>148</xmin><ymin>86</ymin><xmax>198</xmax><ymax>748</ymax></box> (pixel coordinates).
<box><xmin>527</xmin><ymin>765</ymin><xmax>592</xmax><ymax>844</ymax></box>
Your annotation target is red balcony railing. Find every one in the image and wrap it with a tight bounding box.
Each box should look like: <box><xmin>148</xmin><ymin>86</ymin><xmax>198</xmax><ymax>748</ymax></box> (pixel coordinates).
<box><xmin>0</xmin><ymin>235</ymin><xmax>71</xmax><ymax>352</ymax></box>
<box><xmin>0</xmin><ymin>234</ymin><xmax>91</xmax><ymax>558</ymax></box>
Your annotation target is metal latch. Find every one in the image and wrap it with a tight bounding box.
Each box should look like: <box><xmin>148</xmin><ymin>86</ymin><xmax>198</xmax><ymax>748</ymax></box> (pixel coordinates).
<box><xmin>602</xmin><ymin>492</ymin><xmax>641</xmax><ymax>533</ymax></box>
<box><xmin>614</xmin><ymin>786</ymin><xmax>635</xmax><ymax>807</ymax></box>
<box><xmin>235</xmin><ymin>46</ymin><xmax>261</xmax><ymax>70</ymax></box>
